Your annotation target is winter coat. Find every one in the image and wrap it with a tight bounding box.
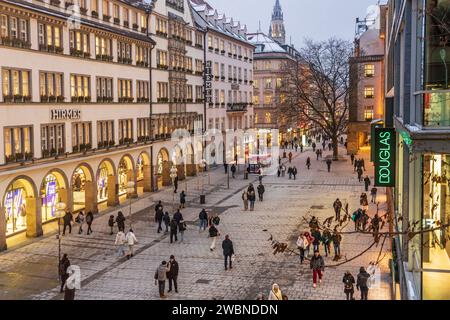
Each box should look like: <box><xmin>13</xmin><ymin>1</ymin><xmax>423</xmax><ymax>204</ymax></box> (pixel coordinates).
<box><xmin>125</xmin><ymin>232</ymin><xmax>138</xmax><ymax>245</ymax></box>
<box><xmin>333</xmin><ymin>200</ymin><xmax>342</xmax><ymax>211</ymax></box>
<box><xmin>170</xmin><ymin>220</ymin><xmax>178</xmax><ymax>232</ymax></box>
<box><xmin>155</xmin><ymin>264</ymin><xmax>169</xmax><ymax>281</ymax></box>
<box><xmin>364</xmin><ymin>177</ymin><xmax>371</xmax><ymax>186</ymax></box>
<box><xmin>178</xmin><ymin>220</ymin><xmax>187</xmax><ymax>232</ymax></box>
<box><xmin>296</xmin><ymin>236</ymin><xmax>308</xmax><ymax>249</ymax></box>
<box><xmin>248</xmin><ymin>191</ymin><xmax>256</xmax><ymax>201</ymax></box>
<box><xmin>116</xmin><ymin>214</ymin><xmax>126</xmax><ymax>226</ymax></box>
<box><xmin>311</xmin><ymin>230</ymin><xmax>322</xmax><ymax>245</ymax></box>
<box><xmin>209</xmin><ymin>225</ymin><xmax>218</xmax><ymax>237</ymax></box>
<box><xmin>343</xmin><ymin>273</ymin><xmax>355</xmax><ymax>293</ymax></box>
<box><xmin>86</xmin><ymin>212</ymin><xmax>94</xmax><ymax>224</ymax></box>
<box><xmin>357</xmin><ymin>271</ymin><xmax>371</xmax><ymax>289</ymax></box>
<box><xmin>76</xmin><ymin>213</ymin><xmax>84</xmax><ymax>224</ymax></box>
<box><xmin>163</xmin><ymin>213</ymin><xmax>170</xmax><ymax>225</ymax></box>
<box><xmin>167</xmin><ymin>260</ymin><xmax>179</xmax><ymax>278</ymax></box>
<box><xmin>257</xmin><ymin>185</ymin><xmax>265</xmax><ymax>195</ymax></box>
<box><xmin>180</xmin><ymin>192</ymin><xmax>186</xmax><ymax>204</ymax></box>
<box><xmin>155</xmin><ymin>210</ymin><xmax>164</xmax><ymax>222</ymax></box>
<box><xmin>222</xmin><ymin>239</ymin><xmax>234</xmax><ymax>256</ymax></box>
<box><xmin>59</xmin><ymin>257</ymin><xmax>71</xmax><ymax>277</ymax></box>
<box><xmin>331</xmin><ymin>233</ymin><xmax>342</xmax><ymax>245</ymax></box>
<box><xmin>199</xmin><ymin>209</ymin><xmax>208</xmax><ymax>220</ymax></box>
<box><xmin>63</xmin><ymin>212</ymin><xmax>73</xmax><ymax>225</ymax></box>
<box><xmin>114</xmin><ymin>232</ymin><xmax>126</xmax><ymax>245</ymax></box>
<box><xmin>322</xmin><ymin>230</ymin><xmax>332</xmax><ymax>244</ymax></box>
<box><xmin>108</xmin><ymin>216</ymin><xmax>115</xmax><ymax>227</ymax></box>
<box><xmin>173</xmin><ymin>211</ymin><xmax>183</xmax><ymax>223</ymax></box>
<box><xmin>371</xmin><ymin>187</ymin><xmax>378</xmax><ymax>196</ymax></box>
<box><xmin>292</xmin><ymin>167</ymin><xmax>298</xmax><ymax>175</ymax></box>
<box><xmin>310</xmin><ymin>255</ymin><xmax>325</xmax><ymax>271</ymax></box>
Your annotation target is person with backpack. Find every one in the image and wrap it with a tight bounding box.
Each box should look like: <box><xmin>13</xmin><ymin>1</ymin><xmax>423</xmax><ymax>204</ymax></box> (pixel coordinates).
<box><xmin>242</xmin><ymin>190</ymin><xmax>249</xmax><ymax>211</ymax></box>
<box><xmin>116</xmin><ymin>211</ymin><xmax>126</xmax><ymax>232</ymax></box>
<box><xmin>108</xmin><ymin>215</ymin><xmax>115</xmax><ymax>235</ymax></box>
<box><xmin>154</xmin><ymin>261</ymin><xmax>170</xmax><ymax>298</ymax></box>
<box><xmin>155</xmin><ymin>205</ymin><xmax>164</xmax><ymax>233</ymax></box>
<box><xmin>209</xmin><ymin>223</ymin><xmax>219</xmax><ymax>251</ymax></box>
<box><xmin>356</xmin><ymin>267</ymin><xmax>371</xmax><ymax>300</ymax></box>
<box><xmin>163</xmin><ymin>212</ymin><xmax>170</xmax><ymax>233</ymax></box>
<box><xmin>322</xmin><ymin>229</ymin><xmax>332</xmax><ymax>257</ymax></box>
<box><xmin>310</xmin><ymin>250</ymin><xmax>325</xmax><ymax>288</ymax></box>
<box><xmin>76</xmin><ymin>211</ymin><xmax>84</xmax><ymax>235</ymax></box>
<box><xmin>86</xmin><ymin>211</ymin><xmax>94</xmax><ymax>235</ymax></box>
<box><xmin>125</xmin><ymin>229</ymin><xmax>138</xmax><ymax>259</ymax></box>
<box><xmin>257</xmin><ymin>183</ymin><xmax>265</xmax><ymax>202</ymax></box>
<box><xmin>59</xmin><ymin>254</ymin><xmax>71</xmax><ymax>293</ymax></box>
<box><xmin>311</xmin><ymin>228</ymin><xmax>322</xmax><ymax>253</ymax></box>
<box><xmin>333</xmin><ymin>198</ymin><xmax>343</xmax><ymax>221</ymax></box>
<box><xmin>169</xmin><ymin>219</ymin><xmax>178</xmax><ymax>244</ymax></box>
<box><xmin>222</xmin><ymin>235</ymin><xmax>235</xmax><ymax>271</ymax></box>
<box><xmin>114</xmin><ymin>230</ymin><xmax>126</xmax><ymax>257</ymax></box>
<box><xmin>212</xmin><ymin>214</ymin><xmax>220</xmax><ymax>226</ymax></box>
<box><xmin>199</xmin><ymin>209</ymin><xmax>208</xmax><ymax>232</ymax></box>
<box><xmin>343</xmin><ymin>271</ymin><xmax>356</xmax><ymax>300</ymax></box>
<box><xmin>62</xmin><ymin>211</ymin><xmax>73</xmax><ymax>236</ymax></box>
<box><xmin>178</xmin><ymin>219</ymin><xmax>187</xmax><ymax>242</ymax></box>
<box><xmin>247</xmin><ymin>184</ymin><xmax>256</xmax><ymax>211</ymax></box>
<box><xmin>296</xmin><ymin>233</ymin><xmax>308</xmax><ymax>264</ymax></box>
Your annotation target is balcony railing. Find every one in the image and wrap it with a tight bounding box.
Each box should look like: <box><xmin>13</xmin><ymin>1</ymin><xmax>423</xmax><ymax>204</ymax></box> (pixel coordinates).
<box><xmin>226</xmin><ymin>103</ymin><xmax>248</xmax><ymax>113</ymax></box>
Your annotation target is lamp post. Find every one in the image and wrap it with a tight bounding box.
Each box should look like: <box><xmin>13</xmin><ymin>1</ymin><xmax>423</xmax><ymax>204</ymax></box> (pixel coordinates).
<box><xmin>170</xmin><ymin>165</ymin><xmax>178</xmax><ymax>211</ymax></box>
<box><xmin>199</xmin><ymin>159</ymin><xmax>207</xmax><ymax>204</ymax></box>
<box><xmin>55</xmin><ymin>202</ymin><xmax>66</xmax><ymax>277</ymax></box>
<box><xmin>126</xmin><ymin>181</ymin><xmax>135</xmax><ymax>228</ymax></box>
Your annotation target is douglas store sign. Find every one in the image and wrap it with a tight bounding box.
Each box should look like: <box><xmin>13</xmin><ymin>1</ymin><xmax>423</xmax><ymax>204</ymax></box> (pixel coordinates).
<box><xmin>50</xmin><ymin>109</ymin><xmax>81</xmax><ymax>121</ymax></box>
<box><xmin>374</xmin><ymin>127</ymin><xmax>396</xmax><ymax>187</ymax></box>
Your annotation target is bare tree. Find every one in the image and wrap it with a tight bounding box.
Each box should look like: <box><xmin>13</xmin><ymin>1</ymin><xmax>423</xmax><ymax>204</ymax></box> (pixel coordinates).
<box><xmin>281</xmin><ymin>38</ymin><xmax>353</xmax><ymax>160</ymax></box>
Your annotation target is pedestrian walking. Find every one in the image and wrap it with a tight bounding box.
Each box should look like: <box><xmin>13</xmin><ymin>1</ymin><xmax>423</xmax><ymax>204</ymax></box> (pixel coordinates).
<box><xmin>306</xmin><ymin>157</ymin><xmax>311</xmax><ymax>170</ymax></box>
<box><xmin>328</xmin><ymin>142</ymin><xmax>332</xmax><ymax>151</ymax></box>
<box><xmin>311</xmin><ymin>228</ymin><xmax>322</xmax><ymax>253</ymax></box>
<box><xmin>86</xmin><ymin>211</ymin><xmax>94</xmax><ymax>235</ymax></box>
<box><xmin>114</xmin><ymin>230</ymin><xmax>126</xmax><ymax>257</ymax></box>
<box><xmin>180</xmin><ymin>191</ymin><xmax>186</xmax><ymax>209</ymax></box>
<box><xmin>63</xmin><ymin>268</ymin><xmax>77</xmax><ymax>300</ymax></box>
<box><xmin>361</xmin><ymin>210</ymin><xmax>370</xmax><ymax>232</ymax></box>
<box><xmin>155</xmin><ymin>204</ymin><xmax>164</xmax><ymax>233</ymax></box>
<box><xmin>116</xmin><ymin>211</ymin><xmax>126</xmax><ymax>232</ymax></box>
<box><xmin>170</xmin><ymin>219</ymin><xmax>178</xmax><ymax>243</ymax></box>
<box><xmin>300</xmin><ymin>144</ymin><xmax>304</xmax><ymax>153</ymax></box>
<box><xmin>322</xmin><ymin>141</ymin><xmax>326</xmax><ymax>150</ymax></box>
<box><xmin>242</xmin><ymin>190</ymin><xmax>249</xmax><ymax>211</ymax></box>
<box><xmin>257</xmin><ymin>183</ymin><xmax>265</xmax><ymax>202</ymax></box>
<box><xmin>354</xmin><ymin>159</ymin><xmax>358</xmax><ymax>172</ymax></box>
<box><xmin>309</xmin><ymin>216</ymin><xmax>319</xmax><ymax>230</ymax></box>
<box><xmin>331</xmin><ymin>229</ymin><xmax>342</xmax><ymax>259</ymax></box>
<box><xmin>371</xmin><ymin>213</ymin><xmax>381</xmax><ymax>235</ymax></box>
<box><xmin>248</xmin><ymin>184</ymin><xmax>256</xmax><ymax>211</ymax></box>
<box><xmin>312</xmin><ymin>142</ymin><xmax>316</xmax><ymax>152</ymax></box>
<box><xmin>178</xmin><ymin>219</ymin><xmax>186</xmax><ymax>242</ymax></box>
<box><xmin>326</xmin><ymin>159</ymin><xmax>332</xmax><ymax>172</ymax></box>
<box><xmin>199</xmin><ymin>209</ymin><xmax>208</xmax><ymax>232</ymax></box>
<box><xmin>343</xmin><ymin>271</ymin><xmax>356</xmax><ymax>300</ymax></box>
<box><xmin>316</xmin><ymin>149</ymin><xmax>320</xmax><ymax>160</ymax></box>
<box><xmin>296</xmin><ymin>233</ymin><xmax>308</xmax><ymax>264</ymax></box>
<box><xmin>288</xmin><ymin>167</ymin><xmax>293</xmax><ymax>179</ymax></box>
<box><xmin>288</xmin><ymin>152</ymin><xmax>293</xmax><ymax>163</ymax></box>
<box><xmin>364</xmin><ymin>176</ymin><xmax>371</xmax><ymax>192</ymax></box>
<box><xmin>173</xmin><ymin>176</ymin><xmax>178</xmax><ymax>193</ymax></box>
<box><xmin>356</xmin><ymin>267</ymin><xmax>371</xmax><ymax>300</ymax></box>
<box><xmin>62</xmin><ymin>211</ymin><xmax>73</xmax><ymax>235</ymax></box>
<box><xmin>268</xmin><ymin>284</ymin><xmax>283</xmax><ymax>300</ymax></box>
<box><xmin>292</xmin><ymin>166</ymin><xmax>298</xmax><ymax>180</ymax></box>
<box><xmin>108</xmin><ymin>215</ymin><xmax>115</xmax><ymax>235</ymax></box>
<box><xmin>163</xmin><ymin>212</ymin><xmax>170</xmax><ymax>233</ymax></box>
<box><xmin>277</xmin><ymin>166</ymin><xmax>281</xmax><ymax>177</ymax></box>
<box><xmin>303</xmin><ymin>231</ymin><xmax>314</xmax><ymax>257</ymax></box>
<box><xmin>333</xmin><ymin>198</ymin><xmax>343</xmax><ymax>221</ymax></box>
<box><xmin>371</xmin><ymin>187</ymin><xmax>378</xmax><ymax>203</ymax></box>
<box><xmin>222</xmin><ymin>235</ymin><xmax>235</xmax><ymax>270</ymax></box>
<box><xmin>322</xmin><ymin>229</ymin><xmax>332</xmax><ymax>257</ymax></box>
<box><xmin>350</xmin><ymin>153</ymin><xmax>355</xmax><ymax>165</ymax></box>
<box><xmin>125</xmin><ymin>229</ymin><xmax>138</xmax><ymax>259</ymax></box>
<box><xmin>310</xmin><ymin>250</ymin><xmax>325</xmax><ymax>288</ymax></box>
<box><xmin>258</xmin><ymin>171</ymin><xmax>263</xmax><ymax>184</ymax></box>
<box><xmin>167</xmin><ymin>255</ymin><xmax>179</xmax><ymax>293</ymax></box>
<box><xmin>59</xmin><ymin>254</ymin><xmax>71</xmax><ymax>293</ymax></box>
<box><xmin>295</xmin><ymin>144</ymin><xmax>298</xmax><ymax>152</ymax></box>
<box><xmin>75</xmin><ymin>211</ymin><xmax>84</xmax><ymax>235</ymax></box>
<box><xmin>231</xmin><ymin>164</ymin><xmax>236</xmax><ymax>178</ymax></box>
<box><xmin>173</xmin><ymin>209</ymin><xmax>183</xmax><ymax>224</ymax></box>
<box><xmin>154</xmin><ymin>261</ymin><xmax>170</xmax><ymax>298</ymax></box>
<box><xmin>357</xmin><ymin>167</ymin><xmax>363</xmax><ymax>182</ymax></box>
<box><xmin>361</xmin><ymin>158</ymin><xmax>366</xmax><ymax>171</ymax></box>
<box><xmin>209</xmin><ymin>223</ymin><xmax>219</xmax><ymax>251</ymax></box>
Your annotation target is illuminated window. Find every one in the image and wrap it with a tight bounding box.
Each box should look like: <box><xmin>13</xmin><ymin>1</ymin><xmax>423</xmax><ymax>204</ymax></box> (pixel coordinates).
<box><xmin>264</xmin><ymin>94</ymin><xmax>272</xmax><ymax>104</ymax></box>
<box><xmin>276</xmin><ymin>78</ymin><xmax>282</xmax><ymax>89</ymax></box>
<box><xmin>364</xmin><ymin>106</ymin><xmax>373</xmax><ymax>121</ymax></box>
<box><xmin>265</xmin><ymin>112</ymin><xmax>271</xmax><ymax>123</ymax></box>
<box><xmin>265</xmin><ymin>78</ymin><xmax>272</xmax><ymax>89</ymax></box>
<box><xmin>364</xmin><ymin>86</ymin><xmax>374</xmax><ymax>99</ymax></box>
<box><xmin>365</xmin><ymin>64</ymin><xmax>375</xmax><ymax>77</ymax></box>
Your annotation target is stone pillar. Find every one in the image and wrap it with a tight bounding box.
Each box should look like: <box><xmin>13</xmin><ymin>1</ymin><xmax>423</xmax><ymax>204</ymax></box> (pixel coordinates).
<box><xmin>162</xmin><ymin>161</ymin><xmax>172</xmax><ymax>187</ymax></box>
<box><xmin>0</xmin><ymin>207</ymin><xmax>7</xmax><ymax>251</ymax></box>
<box><xmin>186</xmin><ymin>164</ymin><xmax>197</xmax><ymax>177</ymax></box>
<box><xmin>26</xmin><ymin>197</ymin><xmax>42</xmax><ymax>237</ymax></box>
<box><xmin>143</xmin><ymin>165</ymin><xmax>152</xmax><ymax>192</ymax></box>
<box><xmin>84</xmin><ymin>181</ymin><xmax>98</xmax><ymax>214</ymax></box>
<box><xmin>107</xmin><ymin>175</ymin><xmax>119</xmax><ymax>207</ymax></box>
<box><xmin>127</xmin><ymin>170</ymin><xmax>138</xmax><ymax>198</ymax></box>
<box><xmin>177</xmin><ymin>164</ymin><xmax>186</xmax><ymax>181</ymax></box>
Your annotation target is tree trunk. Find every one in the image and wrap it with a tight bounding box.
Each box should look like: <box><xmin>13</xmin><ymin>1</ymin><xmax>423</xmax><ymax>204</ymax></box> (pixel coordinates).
<box><xmin>332</xmin><ymin>135</ymin><xmax>339</xmax><ymax>160</ymax></box>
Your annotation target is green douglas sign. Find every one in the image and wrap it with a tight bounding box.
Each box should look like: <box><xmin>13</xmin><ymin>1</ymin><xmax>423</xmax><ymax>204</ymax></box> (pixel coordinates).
<box><xmin>374</xmin><ymin>128</ymin><xmax>396</xmax><ymax>187</ymax></box>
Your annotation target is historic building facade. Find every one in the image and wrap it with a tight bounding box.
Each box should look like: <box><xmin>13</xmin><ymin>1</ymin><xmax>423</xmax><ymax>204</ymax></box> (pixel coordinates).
<box><xmin>0</xmin><ymin>0</ymin><xmax>204</xmax><ymax>251</ymax></box>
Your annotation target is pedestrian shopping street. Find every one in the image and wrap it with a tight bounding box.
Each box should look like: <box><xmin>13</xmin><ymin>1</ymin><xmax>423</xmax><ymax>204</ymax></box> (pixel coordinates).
<box><xmin>0</xmin><ymin>144</ymin><xmax>392</xmax><ymax>300</ymax></box>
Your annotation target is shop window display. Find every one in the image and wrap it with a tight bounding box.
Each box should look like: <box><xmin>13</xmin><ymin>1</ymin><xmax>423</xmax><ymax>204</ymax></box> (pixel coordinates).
<box><xmin>4</xmin><ymin>187</ymin><xmax>27</xmax><ymax>235</ymax></box>
<box><xmin>41</xmin><ymin>174</ymin><xmax>59</xmax><ymax>223</ymax></box>
<box><xmin>97</xmin><ymin>163</ymin><xmax>109</xmax><ymax>202</ymax></box>
<box><xmin>72</xmin><ymin>168</ymin><xmax>87</xmax><ymax>211</ymax></box>
<box><xmin>118</xmin><ymin>159</ymin><xmax>129</xmax><ymax>196</ymax></box>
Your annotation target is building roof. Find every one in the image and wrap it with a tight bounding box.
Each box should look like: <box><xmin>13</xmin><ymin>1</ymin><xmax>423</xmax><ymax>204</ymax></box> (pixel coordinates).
<box><xmin>246</xmin><ymin>32</ymin><xmax>286</xmax><ymax>54</ymax></box>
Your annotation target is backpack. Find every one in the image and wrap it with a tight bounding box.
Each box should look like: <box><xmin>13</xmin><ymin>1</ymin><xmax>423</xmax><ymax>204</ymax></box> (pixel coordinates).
<box><xmin>75</xmin><ymin>215</ymin><xmax>81</xmax><ymax>223</ymax></box>
<box><xmin>209</xmin><ymin>226</ymin><xmax>218</xmax><ymax>237</ymax></box>
<box><xmin>213</xmin><ymin>216</ymin><xmax>220</xmax><ymax>226</ymax></box>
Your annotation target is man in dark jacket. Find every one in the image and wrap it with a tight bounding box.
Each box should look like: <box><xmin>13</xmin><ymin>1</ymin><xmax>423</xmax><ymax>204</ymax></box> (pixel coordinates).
<box><xmin>310</xmin><ymin>250</ymin><xmax>325</xmax><ymax>288</ymax></box>
<box><xmin>163</xmin><ymin>212</ymin><xmax>170</xmax><ymax>233</ymax></box>
<box><xmin>199</xmin><ymin>209</ymin><xmax>208</xmax><ymax>232</ymax></box>
<box><xmin>311</xmin><ymin>229</ymin><xmax>322</xmax><ymax>253</ymax></box>
<box><xmin>257</xmin><ymin>183</ymin><xmax>265</xmax><ymax>202</ymax></box>
<box><xmin>86</xmin><ymin>211</ymin><xmax>94</xmax><ymax>235</ymax></box>
<box><xmin>173</xmin><ymin>209</ymin><xmax>183</xmax><ymax>224</ymax></box>
<box><xmin>155</xmin><ymin>205</ymin><xmax>164</xmax><ymax>233</ymax></box>
<box><xmin>350</xmin><ymin>153</ymin><xmax>355</xmax><ymax>165</ymax></box>
<box><xmin>59</xmin><ymin>254</ymin><xmax>71</xmax><ymax>293</ymax></box>
<box><xmin>292</xmin><ymin>166</ymin><xmax>298</xmax><ymax>180</ymax></box>
<box><xmin>326</xmin><ymin>159</ymin><xmax>332</xmax><ymax>172</ymax></box>
<box><xmin>343</xmin><ymin>271</ymin><xmax>355</xmax><ymax>300</ymax></box>
<box><xmin>333</xmin><ymin>198</ymin><xmax>343</xmax><ymax>221</ymax></box>
<box><xmin>356</xmin><ymin>267</ymin><xmax>371</xmax><ymax>300</ymax></box>
<box><xmin>222</xmin><ymin>235</ymin><xmax>235</xmax><ymax>270</ymax></box>
<box><xmin>357</xmin><ymin>167</ymin><xmax>363</xmax><ymax>182</ymax></box>
<box><xmin>364</xmin><ymin>176</ymin><xmax>371</xmax><ymax>192</ymax></box>
<box><xmin>62</xmin><ymin>212</ymin><xmax>73</xmax><ymax>235</ymax></box>
<box><xmin>169</xmin><ymin>219</ymin><xmax>178</xmax><ymax>243</ymax></box>
<box><xmin>167</xmin><ymin>255</ymin><xmax>179</xmax><ymax>293</ymax></box>
<box><xmin>231</xmin><ymin>164</ymin><xmax>236</xmax><ymax>178</ymax></box>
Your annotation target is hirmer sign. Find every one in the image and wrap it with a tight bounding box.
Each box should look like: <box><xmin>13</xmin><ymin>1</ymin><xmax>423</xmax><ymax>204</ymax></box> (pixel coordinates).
<box><xmin>374</xmin><ymin>127</ymin><xmax>396</xmax><ymax>187</ymax></box>
<box><xmin>51</xmin><ymin>109</ymin><xmax>81</xmax><ymax>121</ymax></box>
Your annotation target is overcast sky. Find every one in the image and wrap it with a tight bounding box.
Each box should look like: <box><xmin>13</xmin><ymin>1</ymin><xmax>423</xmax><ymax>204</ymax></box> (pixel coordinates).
<box><xmin>207</xmin><ymin>0</ymin><xmax>381</xmax><ymax>46</ymax></box>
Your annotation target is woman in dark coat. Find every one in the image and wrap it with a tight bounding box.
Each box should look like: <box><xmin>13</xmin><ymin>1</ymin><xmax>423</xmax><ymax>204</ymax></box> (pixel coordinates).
<box><xmin>59</xmin><ymin>254</ymin><xmax>71</xmax><ymax>293</ymax></box>
<box><xmin>343</xmin><ymin>271</ymin><xmax>355</xmax><ymax>300</ymax></box>
<box><xmin>116</xmin><ymin>211</ymin><xmax>126</xmax><ymax>232</ymax></box>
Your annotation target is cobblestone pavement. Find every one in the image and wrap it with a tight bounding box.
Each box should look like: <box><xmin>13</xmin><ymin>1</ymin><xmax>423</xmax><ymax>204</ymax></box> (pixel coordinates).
<box><xmin>1</xmin><ymin>144</ymin><xmax>392</xmax><ymax>300</ymax></box>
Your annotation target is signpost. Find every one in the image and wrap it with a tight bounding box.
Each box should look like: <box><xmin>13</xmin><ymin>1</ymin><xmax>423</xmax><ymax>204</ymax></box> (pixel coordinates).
<box><xmin>374</xmin><ymin>128</ymin><xmax>396</xmax><ymax>187</ymax></box>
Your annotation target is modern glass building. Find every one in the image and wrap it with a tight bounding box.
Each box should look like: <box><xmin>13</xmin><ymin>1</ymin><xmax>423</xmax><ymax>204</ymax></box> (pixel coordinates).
<box><xmin>385</xmin><ymin>0</ymin><xmax>450</xmax><ymax>300</ymax></box>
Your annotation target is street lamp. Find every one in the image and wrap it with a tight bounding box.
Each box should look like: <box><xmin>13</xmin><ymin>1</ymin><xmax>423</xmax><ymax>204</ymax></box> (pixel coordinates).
<box><xmin>126</xmin><ymin>181</ymin><xmax>135</xmax><ymax>228</ymax></box>
<box><xmin>170</xmin><ymin>165</ymin><xmax>178</xmax><ymax>210</ymax></box>
<box><xmin>199</xmin><ymin>159</ymin><xmax>206</xmax><ymax>204</ymax></box>
<box><xmin>55</xmin><ymin>201</ymin><xmax>66</xmax><ymax>277</ymax></box>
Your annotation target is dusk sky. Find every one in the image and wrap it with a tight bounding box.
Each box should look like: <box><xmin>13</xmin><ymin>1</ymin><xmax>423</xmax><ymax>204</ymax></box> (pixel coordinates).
<box><xmin>207</xmin><ymin>0</ymin><xmax>382</xmax><ymax>46</ymax></box>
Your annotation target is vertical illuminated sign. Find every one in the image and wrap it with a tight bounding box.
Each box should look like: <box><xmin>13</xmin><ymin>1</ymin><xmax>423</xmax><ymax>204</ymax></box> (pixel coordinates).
<box><xmin>374</xmin><ymin>128</ymin><xmax>396</xmax><ymax>187</ymax></box>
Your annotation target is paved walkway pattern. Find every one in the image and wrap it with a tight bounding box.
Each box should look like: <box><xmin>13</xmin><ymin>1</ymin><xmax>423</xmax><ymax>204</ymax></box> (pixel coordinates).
<box><xmin>0</xmin><ymin>144</ymin><xmax>392</xmax><ymax>300</ymax></box>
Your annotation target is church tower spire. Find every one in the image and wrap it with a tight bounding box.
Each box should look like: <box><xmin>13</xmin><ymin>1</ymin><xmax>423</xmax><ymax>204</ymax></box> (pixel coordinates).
<box><xmin>269</xmin><ymin>0</ymin><xmax>286</xmax><ymax>45</ymax></box>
